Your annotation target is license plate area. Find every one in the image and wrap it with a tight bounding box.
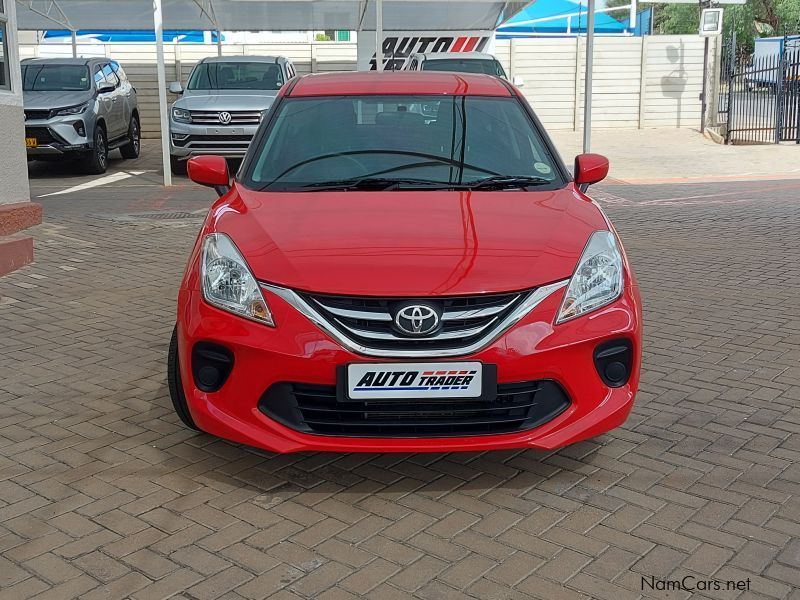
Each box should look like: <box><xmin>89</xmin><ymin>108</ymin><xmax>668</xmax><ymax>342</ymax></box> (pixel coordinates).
<box><xmin>25</xmin><ymin>137</ymin><xmax>38</xmax><ymax>148</ymax></box>
<box><xmin>340</xmin><ymin>362</ymin><xmax>496</xmax><ymax>402</ymax></box>
<box><xmin>205</xmin><ymin>127</ymin><xmax>244</xmax><ymax>135</ymax></box>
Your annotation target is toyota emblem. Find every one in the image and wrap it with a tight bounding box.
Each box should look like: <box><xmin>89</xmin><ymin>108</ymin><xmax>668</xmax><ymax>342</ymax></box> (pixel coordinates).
<box><xmin>393</xmin><ymin>303</ymin><xmax>441</xmax><ymax>337</ymax></box>
<box><xmin>218</xmin><ymin>111</ymin><xmax>232</xmax><ymax>125</ymax></box>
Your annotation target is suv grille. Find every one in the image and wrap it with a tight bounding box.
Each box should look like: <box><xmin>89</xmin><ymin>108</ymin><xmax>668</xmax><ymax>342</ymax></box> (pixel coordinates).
<box><xmin>300</xmin><ymin>291</ymin><xmax>525</xmax><ymax>352</ymax></box>
<box><xmin>260</xmin><ymin>380</ymin><xmax>570</xmax><ymax>437</ymax></box>
<box><xmin>189</xmin><ymin>110</ymin><xmax>262</xmax><ymax>125</ymax></box>
<box><xmin>25</xmin><ymin>127</ymin><xmax>66</xmax><ymax>145</ymax></box>
<box><xmin>25</xmin><ymin>109</ymin><xmax>53</xmax><ymax>121</ymax></box>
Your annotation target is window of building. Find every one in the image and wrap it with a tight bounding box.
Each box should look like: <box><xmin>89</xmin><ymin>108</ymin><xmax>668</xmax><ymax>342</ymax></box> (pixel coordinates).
<box><xmin>0</xmin><ymin>0</ymin><xmax>11</xmax><ymax>91</ymax></box>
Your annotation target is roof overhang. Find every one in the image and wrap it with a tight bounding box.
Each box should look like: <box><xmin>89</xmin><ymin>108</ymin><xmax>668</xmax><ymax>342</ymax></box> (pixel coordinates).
<box><xmin>16</xmin><ymin>0</ymin><xmax>529</xmax><ymax>32</ymax></box>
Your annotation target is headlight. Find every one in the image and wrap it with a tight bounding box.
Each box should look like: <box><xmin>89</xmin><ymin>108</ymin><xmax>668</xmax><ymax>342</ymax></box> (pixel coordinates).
<box><xmin>556</xmin><ymin>231</ymin><xmax>623</xmax><ymax>323</ymax></box>
<box><xmin>172</xmin><ymin>107</ymin><xmax>191</xmax><ymax>123</ymax></box>
<box><xmin>201</xmin><ymin>233</ymin><xmax>274</xmax><ymax>326</ymax></box>
<box><xmin>55</xmin><ymin>102</ymin><xmax>88</xmax><ymax>116</ymax></box>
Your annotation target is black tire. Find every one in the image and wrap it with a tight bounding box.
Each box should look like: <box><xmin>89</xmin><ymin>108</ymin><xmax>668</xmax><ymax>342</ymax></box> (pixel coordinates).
<box><xmin>119</xmin><ymin>115</ymin><xmax>140</xmax><ymax>159</ymax></box>
<box><xmin>168</xmin><ymin>325</ymin><xmax>201</xmax><ymax>431</ymax></box>
<box><xmin>82</xmin><ymin>125</ymin><xmax>108</xmax><ymax>174</ymax></box>
<box><xmin>170</xmin><ymin>155</ymin><xmax>188</xmax><ymax>175</ymax></box>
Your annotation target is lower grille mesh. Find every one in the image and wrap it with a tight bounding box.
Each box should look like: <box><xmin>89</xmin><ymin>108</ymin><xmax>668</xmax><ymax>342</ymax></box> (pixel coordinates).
<box><xmin>259</xmin><ymin>380</ymin><xmax>570</xmax><ymax>437</ymax></box>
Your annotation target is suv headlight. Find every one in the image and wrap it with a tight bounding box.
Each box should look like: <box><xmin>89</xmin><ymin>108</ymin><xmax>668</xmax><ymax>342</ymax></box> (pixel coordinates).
<box><xmin>172</xmin><ymin>107</ymin><xmax>191</xmax><ymax>123</ymax></box>
<box><xmin>201</xmin><ymin>233</ymin><xmax>274</xmax><ymax>326</ymax></box>
<box><xmin>556</xmin><ymin>231</ymin><xmax>623</xmax><ymax>323</ymax></box>
<box><xmin>55</xmin><ymin>102</ymin><xmax>88</xmax><ymax>116</ymax></box>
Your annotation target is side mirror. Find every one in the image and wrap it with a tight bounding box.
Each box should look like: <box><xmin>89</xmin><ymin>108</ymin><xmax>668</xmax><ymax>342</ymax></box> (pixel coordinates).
<box><xmin>512</xmin><ymin>75</ymin><xmax>525</xmax><ymax>87</ymax></box>
<box><xmin>187</xmin><ymin>155</ymin><xmax>230</xmax><ymax>196</ymax></box>
<box><xmin>168</xmin><ymin>81</ymin><xmax>184</xmax><ymax>94</ymax></box>
<box><xmin>97</xmin><ymin>82</ymin><xmax>115</xmax><ymax>94</ymax></box>
<box><xmin>574</xmin><ymin>153</ymin><xmax>609</xmax><ymax>191</ymax></box>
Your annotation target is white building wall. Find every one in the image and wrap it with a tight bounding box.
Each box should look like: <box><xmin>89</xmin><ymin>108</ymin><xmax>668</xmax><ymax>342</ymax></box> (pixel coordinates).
<box><xmin>0</xmin><ymin>0</ymin><xmax>31</xmax><ymax>206</ymax></box>
<box><xmin>22</xmin><ymin>35</ymin><xmax>708</xmax><ymax>138</ymax></box>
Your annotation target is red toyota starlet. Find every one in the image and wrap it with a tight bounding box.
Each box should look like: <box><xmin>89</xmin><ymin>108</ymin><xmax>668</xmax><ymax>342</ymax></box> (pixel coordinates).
<box><xmin>168</xmin><ymin>71</ymin><xmax>642</xmax><ymax>454</ymax></box>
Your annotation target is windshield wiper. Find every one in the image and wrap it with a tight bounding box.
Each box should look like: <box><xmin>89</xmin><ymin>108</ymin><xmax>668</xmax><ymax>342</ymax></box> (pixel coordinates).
<box><xmin>464</xmin><ymin>175</ymin><xmax>552</xmax><ymax>190</ymax></box>
<box><xmin>301</xmin><ymin>177</ymin><xmax>452</xmax><ymax>191</ymax></box>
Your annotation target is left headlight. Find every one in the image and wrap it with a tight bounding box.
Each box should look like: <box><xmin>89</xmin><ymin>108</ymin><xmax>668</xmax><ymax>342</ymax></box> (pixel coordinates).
<box><xmin>55</xmin><ymin>102</ymin><xmax>88</xmax><ymax>116</ymax></box>
<box><xmin>556</xmin><ymin>230</ymin><xmax>623</xmax><ymax>323</ymax></box>
<box><xmin>172</xmin><ymin>107</ymin><xmax>191</xmax><ymax>123</ymax></box>
<box><xmin>201</xmin><ymin>233</ymin><xmax>274</xmax><ymax>326</ymax></box>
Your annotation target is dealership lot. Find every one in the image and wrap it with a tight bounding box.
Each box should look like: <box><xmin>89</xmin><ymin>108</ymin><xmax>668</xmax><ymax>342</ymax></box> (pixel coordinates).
<box><xmin>0</xmin><ymin>155</ymin><xmax>798</xmax><ymax>599</ymax></box>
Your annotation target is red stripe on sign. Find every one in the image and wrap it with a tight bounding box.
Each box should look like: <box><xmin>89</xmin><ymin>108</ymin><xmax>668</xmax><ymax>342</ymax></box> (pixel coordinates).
<box><xmin>464</xmin><ymin>37</ymin><xmax>479</xmax><ymax>52</ymax></box>
<box><xmin>451</xmin><ymin>36</ymin><xmax>468</xmax><ymax>52</ymax></box>
<box><xmin>459</xmin><ymin>371</ymin><xmax>468</xmax><ymax>374</ymax></box>
<box><xmin>436</xmin><ymin>371</ymin><xmax>447</xmax><ymax>375</ymax></box>
<box><xmin>423</xmin><ymin>371</ymin><xmax>434</xmax><ymax>375</ymax></box>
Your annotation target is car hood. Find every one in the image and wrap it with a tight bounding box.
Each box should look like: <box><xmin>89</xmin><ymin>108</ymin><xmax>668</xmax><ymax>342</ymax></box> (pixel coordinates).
<box><xmin>210</xmin><ymin>186</ymin><xmax>609</xmax><ymax>296</ymax></box>
<box><xmin>174</xmin><ymin>89</ymin><xmax>278</xmax><ymax>111</ymax></box>
<box><xmin>23</xmin><ymin>90</ymin><xmax>94</xmax><ymax>111</ymax></box>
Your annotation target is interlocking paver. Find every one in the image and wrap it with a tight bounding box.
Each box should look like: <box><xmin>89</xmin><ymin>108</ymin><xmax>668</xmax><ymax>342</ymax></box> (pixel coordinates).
<box><xmin>2</xmin><ymin>167</ymin><xmax>800</xmax><ymax>599</ymax></box>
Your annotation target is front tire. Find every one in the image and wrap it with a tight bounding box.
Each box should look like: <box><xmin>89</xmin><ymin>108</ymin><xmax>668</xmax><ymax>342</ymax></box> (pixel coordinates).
<box><xmin>120</xmin><ymin>115</ymin><xmax>140</xmax><ymax>159</ymax></box>
<box><xmin>168</xmin><ymin>325</ymin><xmax>201</xmax><ymax>431</ymax></box>
<box><xmin>82</xmin><ymin>126</ymin><xmax>108</xmax><ymax>174</ymax></box>
<box><xmin>170</xmin><ymin>155</ymin><xmax>188</xmax><ymax>175</ymax></box>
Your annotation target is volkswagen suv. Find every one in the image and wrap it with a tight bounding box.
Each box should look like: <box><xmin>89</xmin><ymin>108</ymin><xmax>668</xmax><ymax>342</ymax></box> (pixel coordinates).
<box><xmin>169</xmin><ymin>71</ymin><xmax>642</xmax><ymax>454</ymax></box>
<box><xmin>168</xmin><ymin>56</ymin><xmax>295</xmax><ymax>174</ymax></box>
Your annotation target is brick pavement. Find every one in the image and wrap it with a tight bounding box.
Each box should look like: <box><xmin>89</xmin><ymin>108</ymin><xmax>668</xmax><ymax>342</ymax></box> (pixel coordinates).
<box><xmin>1</xmin><ymin>173</ymin><xmax>799</xmax><ymax>600</ymax></box>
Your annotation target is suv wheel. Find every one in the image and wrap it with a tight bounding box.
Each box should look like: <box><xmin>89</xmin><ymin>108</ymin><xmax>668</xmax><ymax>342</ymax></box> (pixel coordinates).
<box><xmin>120</xmin><ymin>116</ymin><xmax>140</xmax><ymax>159</ymax></box>
<box><xmin>168</xmin><ymin>325</ymin><xmax>201</xmax><ymax>431</ymax></box>
<box><xmin>170</xmin><ymin>155</ymin><xmax>188</xmax><ymax>176</ymax></box>
<box><xmin>82</xmin><ymin>126</ymin><xmax>108</xmax><ymax>174</ymax></box>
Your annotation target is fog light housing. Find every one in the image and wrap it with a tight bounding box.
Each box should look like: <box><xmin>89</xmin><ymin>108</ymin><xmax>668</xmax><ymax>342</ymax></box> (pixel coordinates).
<box><xmin>191</xmin><ymin>342</ymin><xmax>234</xmax><ymax>392</ymax></box>
<box><xmin>73</xmin><ymin>121</ymin><xmax>86</xmax><ymax>137</ymax></box>
<box><xmin>594</xmin><ymin>339</ymin><xmax>633</xmax><ymax>388</ymax></box>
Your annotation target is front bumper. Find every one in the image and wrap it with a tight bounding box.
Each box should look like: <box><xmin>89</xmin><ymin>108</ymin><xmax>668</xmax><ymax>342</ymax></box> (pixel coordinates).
<box><xmin>25</xmin><ymin>117</ymin><xmax>92</xmax><ymax>156</ymax></box>
<box><xmin>169</xmin><ymin>121</ymin><xmax>259</xmax><ymax>160</ymax></box>
<box><xmin>176</xmin><ymin>281</ymin><xmax>642</xmax><ymax>454</ymax></box>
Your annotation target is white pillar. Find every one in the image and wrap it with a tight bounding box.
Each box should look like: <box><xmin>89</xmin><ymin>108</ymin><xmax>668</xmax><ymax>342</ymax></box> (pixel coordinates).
<box><xmin>582</xmin><ymin>0</ymin><xmax>595</xmax><ymax>153</ymax></box>
<box><xmin>71</xmin><ymin>31</ymin><xmax>78</xmax><ymax>57</ymax></box>
<box><xmin>154</xmin><ymin>0</ymin><xmax>173</xmax><ymax>186</ymax></box>
<box><xmin>629</xmin><ymin>0</ymin><xmax>637</xmax><ymax>31</ymax></box>
<box><xmin>375</xmin><ymin>0</ymin><xmax>384</xmax><ymax>71</ymax></box>
<box><xmin>217</xmin><ymin>30</ymin><xmax>222</xmax><ymax>56</ymax></box>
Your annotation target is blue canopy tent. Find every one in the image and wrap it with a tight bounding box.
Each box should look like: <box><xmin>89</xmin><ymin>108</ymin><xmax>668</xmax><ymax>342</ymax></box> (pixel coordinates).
<box><xmin>497</xmin><ymin>0</ymin><xmax>629</xmax><ymax>37</ymax></box>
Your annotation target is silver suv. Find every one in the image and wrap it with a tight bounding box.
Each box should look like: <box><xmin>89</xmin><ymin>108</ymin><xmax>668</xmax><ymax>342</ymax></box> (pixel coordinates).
<box><xmin>168</xmin><ymin>56</ymin><xmax>295</xmax><ymax>174</ymax></box>
<box><xmin>23</xmin><ymin>58</ymin><xmax>140</xmax><ymax>174</ymax></box>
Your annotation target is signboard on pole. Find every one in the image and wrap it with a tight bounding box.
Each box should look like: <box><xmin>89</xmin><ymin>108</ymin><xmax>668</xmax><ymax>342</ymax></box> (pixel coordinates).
<box><xmin>357</xmin><ymin>31</ymin><xmax>495</xmax><ymax>71</ymax></box>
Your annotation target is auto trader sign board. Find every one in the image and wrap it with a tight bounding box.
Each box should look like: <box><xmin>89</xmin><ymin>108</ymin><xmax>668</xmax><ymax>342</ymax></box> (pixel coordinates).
<box><xmin>357</xmin><ymin>31</ymin><xmax>496</xmax><ymax>71</ymax></box>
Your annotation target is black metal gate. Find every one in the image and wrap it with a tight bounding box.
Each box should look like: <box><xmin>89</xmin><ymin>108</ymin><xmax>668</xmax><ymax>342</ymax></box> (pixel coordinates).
<box><xmin>717</xmin><ymin>34</ymin><xmax>800</xmax><ymax>144</ymax></box>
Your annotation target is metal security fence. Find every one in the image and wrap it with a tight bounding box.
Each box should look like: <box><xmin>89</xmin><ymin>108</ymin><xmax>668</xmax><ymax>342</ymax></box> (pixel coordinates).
<box><xmin>718</xmin><ymin>34</ymin><xmax>800</xmax><ymax>144</ymax></box>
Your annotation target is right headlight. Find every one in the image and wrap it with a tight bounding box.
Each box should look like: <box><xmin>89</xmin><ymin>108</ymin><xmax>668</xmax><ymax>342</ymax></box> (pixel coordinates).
<box><xmin>201</xmin><ymin>233</ymin><xmax>274</xmax><ymax>326</ymax></box>
<box><xmin>172</xmin><ymin>107</ymin><xmax>191</xmax><ymax>123</ymax></box>
<box><xmin>556</xmin><ymin>231</ymin><xmax>623</xmax><ymax>323</ymax></box>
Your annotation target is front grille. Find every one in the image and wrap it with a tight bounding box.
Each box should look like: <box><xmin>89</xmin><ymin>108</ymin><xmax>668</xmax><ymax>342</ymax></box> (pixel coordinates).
<box><xmin>260</xmin><ymin>379</ymin><xmax>570</xmax><ymax>437</ymax></box>
<box><xmin>300</xmin><ymin>291</ymin><xmax>526</xmax><ymax>352</ymax></box>
<box><xmin>25</xmin><ymin>126</ymin><xmax>66</xmax><ymax>145</ymax></box>
<box><xmin>25</xmin><ymin>109</ymin><xmax>53</xmax><ymax>121</ymax></box>
<box><xmin>189</xmin><ymin>110</ymin><xmax>262</xmax><ymax>125</ymax></box>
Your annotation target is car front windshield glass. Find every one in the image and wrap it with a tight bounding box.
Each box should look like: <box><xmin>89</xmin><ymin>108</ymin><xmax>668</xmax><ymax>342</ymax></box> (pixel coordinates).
<box><xmin>188</xmin><ymin>62</ymin><xmax>284</xmax><ymax>90</ymax></box>
<box><xmin>22</xmin><ymin>65</ymin><xmax>91</xmax><ymax>91</ymax></box>
<box><xmin>245</xmin><ymin>95</ymin><xmax>562</xmax><ymax>191</ymax></box>
<box><xmin>422</xmin><ymin>59</ymin><xmax>505</xmax><ymax>77</ymax></box>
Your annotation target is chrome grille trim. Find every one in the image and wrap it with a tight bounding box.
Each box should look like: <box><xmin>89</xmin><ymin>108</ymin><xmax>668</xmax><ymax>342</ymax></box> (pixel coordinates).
<box><xmin>189</xmin><ymin>110</ymin><xmax>262</xmax><ymax>125</ymax></box>
<box><xmin>261</xmin><ymin>281</ymin><xmax>570</xmax><ymax>358</ymax></box>
<box><xmin>337</xmin><ymin>320</ymin><xmax>494</xmax><ymax>342</ymax></box>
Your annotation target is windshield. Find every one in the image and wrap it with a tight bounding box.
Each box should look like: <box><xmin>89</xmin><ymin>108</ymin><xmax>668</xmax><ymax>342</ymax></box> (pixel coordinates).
<box><xmin>422</xmin><ymin>59</ymin><xmax>507</xmax><ymax>78</ymax></box>
<box><xmin>188</xmin><ymin>62</ymin><xmax>284</xmax><ymax>90</ymax></box>
<box><xmin>22</xmin><ymin>64</ymin><xmax>91</xmax><ymax>91</ymax></box>
<box><xmin>244</xmin><ymin>95</ymin><xmax>562</xmax><ymax>191</ymax></box>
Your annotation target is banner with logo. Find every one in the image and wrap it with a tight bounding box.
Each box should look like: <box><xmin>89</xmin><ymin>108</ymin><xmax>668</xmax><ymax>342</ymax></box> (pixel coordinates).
<box><xmin>357</xmin><ymin>31</ymin><xmax>496</xmax><ymax>71</ymax></box>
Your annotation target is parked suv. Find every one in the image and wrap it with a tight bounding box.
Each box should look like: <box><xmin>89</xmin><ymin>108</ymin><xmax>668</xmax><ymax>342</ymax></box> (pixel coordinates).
<box><xmin>405</xmin><ymin>52</ymin><xmax>523</xmax><ymax>86</ymax></box>
<box><xmin>22</xmin><ymin>58</ymin><xmax>140</xmax><ymax>174</ymax></box>
<box><xmin>168</xmin><ymin>56</ymin><xmax>295</xmax><ymax>175</ymax></box>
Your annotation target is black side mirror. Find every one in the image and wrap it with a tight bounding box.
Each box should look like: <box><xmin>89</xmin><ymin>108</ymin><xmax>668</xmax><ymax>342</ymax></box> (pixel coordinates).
<box><xmin>97</xmin><ymin>83</ymin><xmax>115</xmax><ymax>94</ymax></box>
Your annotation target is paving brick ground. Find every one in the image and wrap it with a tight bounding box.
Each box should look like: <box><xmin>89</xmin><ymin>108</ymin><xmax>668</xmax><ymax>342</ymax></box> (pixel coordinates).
<box><xmin>1</xmin><ymin>160</ymin><xmax>799</xmax><ymax>599</ymax></box>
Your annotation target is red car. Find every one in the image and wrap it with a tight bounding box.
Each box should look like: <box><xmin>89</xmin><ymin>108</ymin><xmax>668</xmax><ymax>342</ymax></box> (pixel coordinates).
<box><xmin>168</xmin><ymin>71</ymin><xmax>642</xmax><ymax>454</ymax></box>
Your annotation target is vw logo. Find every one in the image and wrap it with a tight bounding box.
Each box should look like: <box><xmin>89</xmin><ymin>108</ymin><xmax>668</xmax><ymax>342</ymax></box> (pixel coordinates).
<box><xmin>393</xmin><ymin>303</ymin><xmax>441</xmax><ymax>337</ymax></box>
<box><xmin>218</xmin><ymin>111</ymin><xmax>232</xmax><ymax>125</ymax></box>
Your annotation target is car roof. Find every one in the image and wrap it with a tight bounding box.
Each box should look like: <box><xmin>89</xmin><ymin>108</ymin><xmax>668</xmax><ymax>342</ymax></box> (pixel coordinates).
<box><xmin>288</xmin><ymin>71</ymin><xmax>512</xmax><ymax>97</ymax></box>
<box><xmin>418</xmin><ymin>52</ymin><xmax>498</xmax><ymax>61</ymax></box>
<box><xmin>21</xmin><ymin>57</ymin><xmax>103</xmax><ymax>66</ymax></box>
<box><xmin>199</xmin><ymin>56</ymin><xmax>284</xmax><ymax>64</ymax></box>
